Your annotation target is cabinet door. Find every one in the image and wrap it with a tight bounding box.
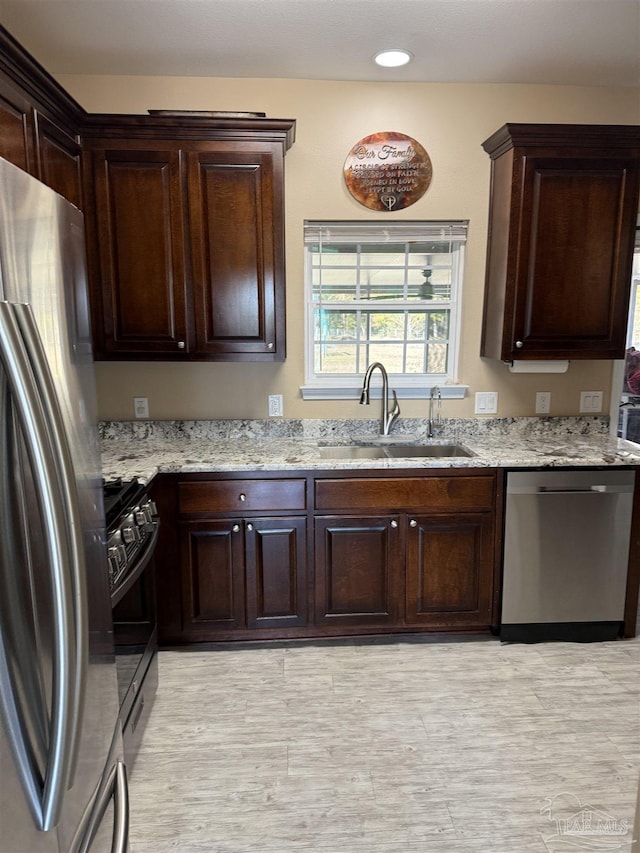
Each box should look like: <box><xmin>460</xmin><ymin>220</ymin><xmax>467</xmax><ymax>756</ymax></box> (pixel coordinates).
<box><xmin>245</xmin><ymin>517</ymin><xmax>307</xmax><ymax>628</ymax></box>
<box><xmin>0</xmin><ymin>76</ymin><xmax>35</xmax><ymax>173</ymax></box>
<box><xmin>180</xmin><ymin>520</ymin><xmax>245</xmax><ymax>638</ymax></box>
<box><xmin>35</xmin><ymin>113</ymin><xmax>83</xmax><ymax>208</ymax></box>
<box><xmin>406</xmin><ymin>512</ymin><xmax>494</xmax><ymax>628</ymax></box>
<box><xmin>314</xmin><ymin>515</ymin><xmax>402</xmax><ymax>627</ymax></box>
<box><xmin>187</xmin><ymin>145</ymin><xmax>285</xmax><ymax>360</ymax></box>
<box><xmin>87</xmin><ymin>148</ymin><xmax>189</xmax><ymax>357</ymax></box>
<box><xmin>509</xmin><ymin>155</ymin><xmax>639</xmax><ymax>360</ymax></box>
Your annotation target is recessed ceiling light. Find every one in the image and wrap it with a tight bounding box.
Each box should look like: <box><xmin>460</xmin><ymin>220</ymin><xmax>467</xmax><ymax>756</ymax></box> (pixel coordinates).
<box><xmin>374</xmin><ymin>49</ymin><xmax>413</xmax><ymax>68</ymax></box>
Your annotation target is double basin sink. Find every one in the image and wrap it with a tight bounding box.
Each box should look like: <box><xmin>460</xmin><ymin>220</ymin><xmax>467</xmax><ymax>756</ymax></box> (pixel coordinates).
<box><xmin>318</xmin><ymin>442</ymin><xmax>474</xmax><ymax>460</ymax></box>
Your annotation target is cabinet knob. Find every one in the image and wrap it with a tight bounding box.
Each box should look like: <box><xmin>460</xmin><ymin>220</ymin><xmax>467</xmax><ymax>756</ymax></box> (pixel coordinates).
<box><xmin>239</xmin><ymin>493</ymin><xmax>246</xmax><ymax>502</ymax></box>
<box><xmin>232</xmin><ymin>524</ymin><xmax>240</xmax><ymax>533</ymax></box>
<box><xmin>409</xmin><ymin>519</ymin><xmax>418</xmax><ymax>527</ymax></box>
<box><xmin>515</xmin><ymin>340</ymin><xmax>523</xmax><ymax>349</ymax></box>
<box><xmin>267</xmin><ymin>342</ymin><xmax>274</xmax><ymax>350</ymax></box>
<box><xmin>246</xmin><ymin>523</ymin><xmax>253</xmax><ymax>532</ymax></box>
<box><xmin>177</xmin><ymin>341</ymin><xmax>185</xmax><ymax>350</ymax></box>
<box><xmin>390</xmin><ymin>520</ymin><xmax>398</xmax><ymax>529</ymax></box>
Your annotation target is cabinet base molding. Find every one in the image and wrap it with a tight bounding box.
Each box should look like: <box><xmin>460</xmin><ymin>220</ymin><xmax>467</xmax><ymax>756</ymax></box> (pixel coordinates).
<box><xmin>159</xmin><ymin>624</ymin><xmax>496</xmax><ymax>646</ymax></box>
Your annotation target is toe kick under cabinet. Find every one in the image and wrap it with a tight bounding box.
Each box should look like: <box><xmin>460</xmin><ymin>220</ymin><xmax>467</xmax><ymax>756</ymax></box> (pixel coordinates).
<box><xmin>153</xmin><ymin>469</ymin><xmax>501</xmax><ymax>644</ymax></box>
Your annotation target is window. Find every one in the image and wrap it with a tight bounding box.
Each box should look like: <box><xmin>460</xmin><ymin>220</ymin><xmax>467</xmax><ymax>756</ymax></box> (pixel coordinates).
<box><xmin>617</xmin><ymin>228</ymin><xmax>640</xmax><ymax>441</ymax></box>
<box><xmin>301</xmin><ymin>220</ymin><xmax>468</xmax><ymax>399</ymax></box>
<box><xmin>627</xmin><ymin>231</ymin><xmax>640</xmax><ymax>351</ymax></box>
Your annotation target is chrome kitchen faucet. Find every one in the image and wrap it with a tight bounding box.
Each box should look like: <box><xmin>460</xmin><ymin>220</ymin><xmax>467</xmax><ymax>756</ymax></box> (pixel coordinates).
<box><xmin>359</xmin><ymin>362</ymin><xmax>400</xmax><ymax>436</ymax></box>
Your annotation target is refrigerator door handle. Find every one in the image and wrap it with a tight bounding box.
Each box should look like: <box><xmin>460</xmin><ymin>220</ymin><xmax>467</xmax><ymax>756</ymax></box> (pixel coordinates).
<box><xmin>14</xmin><ymin>303</ymin><xmax>88</xmax><ymax>781</ymax></box>
<box><xmin>0</xmin><ymin>615</ymin><xmax>43</xmax><ymax>824</ymax></box>
<box><xmin>76</xmin><ymin>761</ymin><xmax>129</xmax><ymax>853</ymax></box>
<box><xmin>0</xmin><ymin>301</ymin><xmax>76</xmax><ymax>831</ymax></box>
<box><xmin>111</xmin><ymin>761</ymin><xmax>130</xmax><ymax>853</ymax></box>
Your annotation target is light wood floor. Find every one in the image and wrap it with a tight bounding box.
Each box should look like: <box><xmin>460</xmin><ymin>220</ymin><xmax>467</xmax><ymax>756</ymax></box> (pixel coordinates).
<box><xmin>128</xmin><ymin>635</ymin><xmax>640</xmax><ymax>852</ymax></box>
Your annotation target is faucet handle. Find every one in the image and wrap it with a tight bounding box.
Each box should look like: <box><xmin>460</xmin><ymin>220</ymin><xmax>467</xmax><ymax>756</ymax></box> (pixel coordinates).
<box><xmin>385</xmin><ymin>389</ymin><xmax>400</xmax><ymax>434</ymax></box>
<box><xmin>390</xmin><ymin>388</ymin><xmax>400</xmax><ymax>417</ymax></box>
<box><xmin>429</xmin><ymin>386</ymin><xmax>444</xmax><ymax>435</ymax></box>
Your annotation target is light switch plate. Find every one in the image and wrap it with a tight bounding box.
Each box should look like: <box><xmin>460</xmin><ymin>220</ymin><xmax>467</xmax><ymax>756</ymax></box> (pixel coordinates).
<box><xmin>134</xmin><ymin>397</ymin><xmax>149</xmax><ymax>419</ymax></box>
<box><xmin>475</xmin><ymin>392</ymin><xmax>498</xmax><ymax>414</ymax></box>
<box><xmin>535</xmin><ymin>392</ymin><xmax>551</xmax><ymax>414</ymax></box>
<box><xmin>579</xmin><ymin>391</ymin><xmax>603</xmax><ymax>413</ymax></box>
<box><xmin>268</xmin><ymin>394</ymin><xmax>283</xmax><ymax>417</ymax></box>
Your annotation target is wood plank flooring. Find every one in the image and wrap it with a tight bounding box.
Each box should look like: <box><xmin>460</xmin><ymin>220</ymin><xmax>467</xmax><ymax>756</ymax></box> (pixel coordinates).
<box><xmin>128</xmin><ymin>635</ymin><xmax>640</xmax><ymax>852</ymax></box>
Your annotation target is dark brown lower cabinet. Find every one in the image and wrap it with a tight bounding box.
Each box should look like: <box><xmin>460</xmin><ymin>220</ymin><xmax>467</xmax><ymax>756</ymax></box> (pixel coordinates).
<box><xmin>406</xmin><ymin>512</ymin><xmax>495</xmax><ymax>628</ymax></box>
<box><xmin>314</xmin><ymin>515</ymin><xmax>402</xmax><ymax>627</ymax></box>
<box><xmin>158</xmin><ymin>470</ymin><xmax>501</xmax><ymax>643</ymax></box>
<box><xmin>313</xmin><ymin>472</ymin><xmax>499</xmax><ymax>635</ymax></box>
<box><xmin>180</xmin><ymin>520</ymin><xmax>246</xmax><ymax>638</ymax></box>
<box><xmin>245</xmin><ymin>517</ymin><xmax>307</xmax><ymax>629</ymax></box>
<box><xmin>180</xmin><ymin>515</ymin><xmax>307</xmax><ymax>640</ymax></box>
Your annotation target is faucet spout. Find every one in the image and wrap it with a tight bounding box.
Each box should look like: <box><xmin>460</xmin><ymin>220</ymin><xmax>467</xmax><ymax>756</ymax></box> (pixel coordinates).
<box><xmin>360</xmin><ymin>362</ymin><xmax>400</xmax><ymax>436</ymax></box>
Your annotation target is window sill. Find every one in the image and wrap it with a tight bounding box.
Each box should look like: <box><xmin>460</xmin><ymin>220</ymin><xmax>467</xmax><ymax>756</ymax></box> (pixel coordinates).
<box><xmin>300</xmin><ymin>383</ymin><xmax>468</xmax><ymax>401</ymax></box>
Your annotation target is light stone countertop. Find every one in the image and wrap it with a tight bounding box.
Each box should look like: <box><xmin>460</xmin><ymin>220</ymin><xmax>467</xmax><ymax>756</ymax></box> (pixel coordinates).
<box><xmin>99</xmin><ymin>417</ymin><xmax>640</xmax><ymax>484</ymax></box>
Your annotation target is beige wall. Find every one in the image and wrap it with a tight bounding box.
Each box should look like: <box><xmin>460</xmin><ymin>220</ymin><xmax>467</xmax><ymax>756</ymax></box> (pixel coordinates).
<box><xmin>58</xmin><ymin>73</ymin><xmax>640</xmax><ymax>421</ymax></box>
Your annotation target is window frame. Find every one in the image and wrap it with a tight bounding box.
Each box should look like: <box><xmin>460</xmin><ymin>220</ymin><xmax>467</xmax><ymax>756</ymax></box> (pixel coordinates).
<box><xmin>626</xmin><ymin>234</ymin><xmax>640</xmax><ymax>349</ymax></box>
<box><xmin>301</xmin><ymin>220</ymin><xmax>468</xmax><ymax>400</ymax></box>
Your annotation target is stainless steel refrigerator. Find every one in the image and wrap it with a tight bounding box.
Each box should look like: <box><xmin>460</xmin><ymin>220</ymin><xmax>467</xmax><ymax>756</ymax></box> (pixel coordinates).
<box><xmin>0</xmin><ymin>157</ymin><xmax>128</xmax><ymax>851</ymax></box>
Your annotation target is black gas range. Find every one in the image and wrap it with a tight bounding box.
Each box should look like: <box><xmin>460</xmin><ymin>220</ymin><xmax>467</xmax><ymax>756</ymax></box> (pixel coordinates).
<box><xmin>103</xmin><ymin>477</ymin><xmax>159</xmax><ymax>597</ymax></box>
<box><xmin>103</xmin><ymin>477</ymin><xmax>159</xmax><ymax>767</ymax></box>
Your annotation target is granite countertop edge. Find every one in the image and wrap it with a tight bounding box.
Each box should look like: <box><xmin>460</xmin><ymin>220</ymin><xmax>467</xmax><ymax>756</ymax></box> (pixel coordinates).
<box><xmin>99</xmin><ymin>417</ymin><xmax>640</xmax><ymax>483</ymax></box>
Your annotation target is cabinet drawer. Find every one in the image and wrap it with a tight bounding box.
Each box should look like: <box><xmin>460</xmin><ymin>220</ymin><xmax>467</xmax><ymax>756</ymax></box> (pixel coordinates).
<box><xmin>315</xmin><ymin>475</ymin><xmax>495</xmax><ymax>512</ymax></box>
<box><xmin>179</xmin><ymin>479</ymin><xmax>306</xmax><ymax>513</ymax></box>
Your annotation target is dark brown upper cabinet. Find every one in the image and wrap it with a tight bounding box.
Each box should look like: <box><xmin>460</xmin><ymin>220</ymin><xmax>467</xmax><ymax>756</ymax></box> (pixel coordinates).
<box><xmin>35</xmin><ymin>113</ymin><xmax>83</xmax><ymax>210</ymax></box>
<box><xmin>187</xmin><ymin>146</ymin><xmax>283</xmax><ymax>360</ymax></box>
<box><xmin>480</xmin><ymin>124</ymin><xmax>640</xmax><ymax>362</ymax></box>
<box><xmin>0</xmin><ymin>75</ymin><xmax>35</xmax><ymax>174</ymax></box>
<box><xmin>0</xmin><ymin>26</ymin><xmax>84</xmax><ymax>206</ymax></box>
<box><xmin>82</xmin><ymin>146</ymin><xmax>188</xmax><ymax>356</ymax></box>
<box><xmin>81</xmin><ymin>118</ymin><xmax>295</xmax><ymax>361</ymax></box>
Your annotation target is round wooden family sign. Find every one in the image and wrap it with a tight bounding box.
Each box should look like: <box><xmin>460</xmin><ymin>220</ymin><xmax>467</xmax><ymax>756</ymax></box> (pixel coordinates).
<box><xmin>343</xmin><ymin>131</ymin><xmax>433</xmax><ymax>211</ymax></box>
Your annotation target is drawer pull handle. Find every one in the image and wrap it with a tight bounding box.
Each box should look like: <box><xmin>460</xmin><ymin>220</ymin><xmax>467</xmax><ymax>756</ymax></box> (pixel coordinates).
<box><xmin>239</xmin><ymin>493</ymin><xmax>246</xmax><ymax>502</ymax></box>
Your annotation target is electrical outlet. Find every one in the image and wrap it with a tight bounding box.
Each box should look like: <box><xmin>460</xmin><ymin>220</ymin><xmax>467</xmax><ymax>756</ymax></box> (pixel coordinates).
<box><xmin>134</xmin><ymin>397</ymin><xmax>149</xmax><ymax>419</ymax></box>
<box><xmin>579</xmin><ymin>391</ymin><xmax>603</xmax><ymax>413</ymax></box>
<box><xmin>268</xmin><ymin>394</ymin><xmax>283</xmax><ymax>417</ymax></box>
<box><xmin>535</xmin><ymin>392</ymin><xmax>551</xmax><ymax>414</ymax></box>
<box><xmin>474</xmin><ymin>392</ymin><xmax>498</xmax><ymax>415</ymax></box>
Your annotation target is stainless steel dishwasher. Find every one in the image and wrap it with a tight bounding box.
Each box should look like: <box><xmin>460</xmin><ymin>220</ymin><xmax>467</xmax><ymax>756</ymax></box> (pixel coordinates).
<box><xmin>501</xmin><ymin>469</ymin><xmax>635</xmax><ymax>642</ymax></box>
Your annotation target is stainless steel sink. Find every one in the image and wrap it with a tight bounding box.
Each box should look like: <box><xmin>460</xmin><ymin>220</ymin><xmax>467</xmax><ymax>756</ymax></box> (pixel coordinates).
<box><xmin>385</xmin><ymin>443</ymin><xmax>474</xmax><ymax>458</ymax></box>
<box><xmin>318</xmin><ymin>446</ymin><xmax>389</xmax><ymax>459</ymax></box>
<box><xmin>318</xmin><ymin>443</ymin><xmax>474</xmax><ymax>459</ymax></box>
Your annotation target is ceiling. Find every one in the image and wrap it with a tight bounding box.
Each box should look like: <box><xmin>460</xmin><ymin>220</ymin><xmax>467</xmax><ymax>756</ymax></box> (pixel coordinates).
<box><xmin>1</xmin><ymin>0</ymin><xmax>639</xmax><ymax>88</ymax></box>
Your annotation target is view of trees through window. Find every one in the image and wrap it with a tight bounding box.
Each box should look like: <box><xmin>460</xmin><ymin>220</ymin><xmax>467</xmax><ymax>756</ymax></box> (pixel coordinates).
<box><xmin>305</xmin><ymin>222</ymin><xmax>466</xmax><ymax>382</ymax></box>
<box><xmin>629</xmin><ymin>247</ymin><xmax>640</xmax><ymax>349</ymax></box>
